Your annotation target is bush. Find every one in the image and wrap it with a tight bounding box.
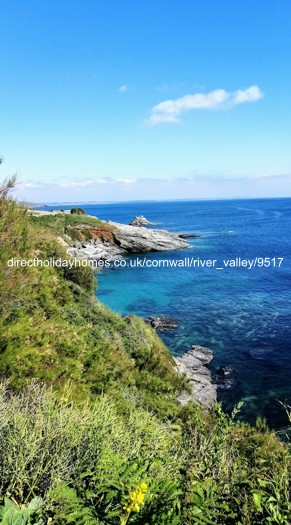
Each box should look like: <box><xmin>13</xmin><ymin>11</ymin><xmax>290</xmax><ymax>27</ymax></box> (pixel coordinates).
<box><xmin>62</xmin><ymin>264</ymin><xmax>96</xmax><ymax>293</ymax></box>
<box><xmin>70</xmin><ymin>207</ymin><xmax>86</xmax><ymax>215</ymax></box>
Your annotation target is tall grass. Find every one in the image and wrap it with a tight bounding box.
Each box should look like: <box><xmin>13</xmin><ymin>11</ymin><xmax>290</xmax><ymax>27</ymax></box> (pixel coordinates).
<box><xmin>0</xmin><ymin>383</ymin><xmax>184</xmax><ymax>523</ymax></box>
<box><xmin>0</xmin><ymin>382</ymin><xmax>183</xmax><ymax>495</ymax></box>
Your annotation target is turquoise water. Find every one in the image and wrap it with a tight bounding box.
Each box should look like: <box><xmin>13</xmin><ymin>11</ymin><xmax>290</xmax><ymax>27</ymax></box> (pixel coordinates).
<box><xmin>45</xmin><ymin>199</ymin><xmax>291</xmax><ymax>428</ymax></box>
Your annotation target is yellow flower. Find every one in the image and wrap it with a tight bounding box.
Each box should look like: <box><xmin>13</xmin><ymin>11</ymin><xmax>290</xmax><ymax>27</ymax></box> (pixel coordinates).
<box><xmin>123</xmin><ymin>482</ymin><xmax>148</xmax><ymax>514</ymax></box>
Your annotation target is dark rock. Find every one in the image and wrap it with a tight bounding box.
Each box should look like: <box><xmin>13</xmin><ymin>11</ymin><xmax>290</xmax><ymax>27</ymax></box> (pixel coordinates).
<box><xmin>214</xmin><ymin>366</ymin><xmax>237</xmax><ymax>390</ymax></box>
<box><xmin>179</xmin><ymin>233</ymin><xmax>201</xmax><ymax>239</ymax></box>
<box><xmin>145</xmin><ymin>316</ymin><xmax>178</xmax><ymax>331</ymax></box>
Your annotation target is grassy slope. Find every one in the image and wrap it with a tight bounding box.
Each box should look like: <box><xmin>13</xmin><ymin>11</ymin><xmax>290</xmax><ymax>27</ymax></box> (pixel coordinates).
<box><xmin>0</xmin><ymin>191</ymin><xmax>290</xmax><ymax>524</ymax></box>
<box><xmin>0</xmin><ymin>209</ymin><xmax>187</xmax><ymax>418</ymax></box>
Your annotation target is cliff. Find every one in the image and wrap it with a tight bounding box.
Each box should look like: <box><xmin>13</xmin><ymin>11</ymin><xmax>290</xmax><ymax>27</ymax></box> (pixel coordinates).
<box><xmin>0</xmin><ymin>186</ymin><xmax>289</xmax><ymax>525</ymax></box>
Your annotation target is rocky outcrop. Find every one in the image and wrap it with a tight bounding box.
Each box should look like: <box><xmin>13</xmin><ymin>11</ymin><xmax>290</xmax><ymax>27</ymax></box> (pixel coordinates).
<box><xmin>109</xmin><ymin>221</ymin><xmax>188</xmax><ymax>253</ymax></box>
<box><xmin>145</xmin><ymin>316</ymin><xmax>178</xmax><ymax>331</ymax></box>
<box><xmin>174</xmin><ymin>345</ymin><xmax>217</xmax><ymax>407</ymax></box>
<box><xmin>129</xmin><ymin>215</ymin><xmax>157</xmax><ymax>227</ymax></box>
<box><xmin>67</xmin><ymin>221</ymin><xmax>189</xmax><ymax>261</ymax></box>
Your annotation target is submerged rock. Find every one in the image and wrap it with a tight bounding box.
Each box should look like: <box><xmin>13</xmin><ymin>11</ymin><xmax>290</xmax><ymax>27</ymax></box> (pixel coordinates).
<box><xmin>174</xmin><ymin>345</ymin><xmax>217</xmax><ymax>407</ymax></box>
<box><xmin>214</xmin><ymin>366</ymin><xmax>237</xmax><ymax>390</ymax></box>
<box><xmin>178</xmin><ymin>233</ymin><xmax>201</xmax><ymax>239</ymax></box>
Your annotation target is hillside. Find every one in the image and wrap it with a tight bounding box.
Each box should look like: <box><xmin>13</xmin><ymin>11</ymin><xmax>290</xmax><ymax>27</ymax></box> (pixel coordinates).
<box><xmin>0</xmin><ymin>178</ymin><xmax>290</xmax><ymax>524</ymax></box>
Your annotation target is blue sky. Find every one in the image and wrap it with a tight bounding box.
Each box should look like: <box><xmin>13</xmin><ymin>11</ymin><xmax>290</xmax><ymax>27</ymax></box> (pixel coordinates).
<box><xmin>1</xmin><ymin>0</ymin><xmax>291</xmax><ymax>202</ymax></box>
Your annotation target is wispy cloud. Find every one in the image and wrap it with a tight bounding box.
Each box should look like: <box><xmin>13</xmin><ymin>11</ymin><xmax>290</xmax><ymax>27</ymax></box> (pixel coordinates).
<box><xmin>16</xmin><ymin>177</ymin><xmax>137</xmax><ymax>191</ymax></box>
<box><xmin>147</xmin><ymin>85</ymin><xmax>263</xmax><ymax>125</ymax></box>
<box><xmin>118</xmin><ymin>84</ymin><xmax>128</xmax><ymax>93</ymax></box>
<box><xmin>17</xmin><ymin>171</ymin><xmax>290</xmax><ymax>192</ymax></box>
<box><xmin>15</xmin><ymin>171</ymin><xmax>291</xmax><ymax>202</ymax></box>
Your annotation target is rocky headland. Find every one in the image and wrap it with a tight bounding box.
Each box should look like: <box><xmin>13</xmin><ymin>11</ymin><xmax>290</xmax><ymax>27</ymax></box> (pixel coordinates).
<box><xmin>67</xmin><ymin>220</ymin><xmax>190</xmax><ymax>261</ymax></box>
<box><xmin>30</xmin><ymin>209</ymin><xmax>196</xmax><ymax>262</ymax></box>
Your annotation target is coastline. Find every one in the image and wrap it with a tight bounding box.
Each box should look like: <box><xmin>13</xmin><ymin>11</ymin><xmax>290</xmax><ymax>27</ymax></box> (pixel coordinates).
<box><xmin>30</xmin><ymin>208</ymin><xmax>218</xmax><ymax>407</ymax></box>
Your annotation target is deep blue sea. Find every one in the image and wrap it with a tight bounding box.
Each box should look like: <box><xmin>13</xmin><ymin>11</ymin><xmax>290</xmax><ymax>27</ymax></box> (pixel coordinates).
<box><xmin>45</xmin><ymin>199</ymin><xmax>291</xmax><ymax>429</ymax></box>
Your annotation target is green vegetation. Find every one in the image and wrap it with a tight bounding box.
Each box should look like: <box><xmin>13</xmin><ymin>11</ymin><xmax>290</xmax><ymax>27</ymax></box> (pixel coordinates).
<box><xmin>29</xmin><ymin>212</ymin><xmax>105</xmax><ymax>235</ymax></box>
<box><xmin>0</xmin><ymin>178</ymin><xmax>290</xmax><ymax>524</ymax></box>
<box><xmin>70</xmin><ymin>207</ymin><xmax>86</xmax><ymax>215</ymax></box>
<box><xmin>0</xmin><ymin>496</ymin><xmax>44</xmax><ymax>525</ymax></box>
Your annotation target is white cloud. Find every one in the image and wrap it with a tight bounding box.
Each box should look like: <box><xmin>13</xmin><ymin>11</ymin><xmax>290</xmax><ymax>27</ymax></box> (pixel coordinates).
<box><xmin>148</xmin><ymin>113</ymin><xmax>182</xmax><ymax>125</ymax></box>
<box><xmin>16</xmin><ymin>182</ymin><xmax>43</xmax><ymax>189</ymax></box>
<box><xmin>147</xmin><ymin>85</ymin><xmax>263</xmax><ymax>125</ymax></box>
<box><xmin>14</xmin><ymin>171</ymin><xmax>291</xmax><ymax>203</ymax></box>
<box><xmin>118</xmin><ymin>84</ymin><xmax>128</xmax><ymax>93</ymax></box>
<box><xmin>16</xmin><ymin>177</ymin><xmax>138</xmax><ymax>191</ymax></box>
<box><xmin>18</xmin><ymin>171</ymin><xmax>290</xmax><ymax>193</ymax></box>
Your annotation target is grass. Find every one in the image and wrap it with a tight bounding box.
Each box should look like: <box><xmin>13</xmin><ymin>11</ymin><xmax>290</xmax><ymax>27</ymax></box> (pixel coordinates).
<box><xmin>0</xmin><ymin>177</ymin><xmax>290</xmax><ymax>524</ymax></box>
<box><xmin>29</xmin><ymin>212</ymin><xmax>106</xmax><ymax>232</ymax></box>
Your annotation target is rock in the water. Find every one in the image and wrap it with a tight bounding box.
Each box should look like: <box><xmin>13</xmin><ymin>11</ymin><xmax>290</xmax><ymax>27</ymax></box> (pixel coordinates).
<box><xmin>214</xmin><ymin>366</ymin><xmax>237</xmax><ymax>390</ymax></box>
<box><xmin>178</xmin><ymin>233</ymin><xmax>200</xmax><ymax>239</ymax></box>
<box><xmin>145</xmin><ymin>316</ymin><xmax>178</xmax><ymax>331</ymax></box>
<box><xmin>174</xmin><ymin>345</ymin><xmax>217</xmax><ymax>407</ymax></box>
<box><xmin>129</xmin><ymin>215</ymin><xmax>156</xmax><ymax>227</ymax></box>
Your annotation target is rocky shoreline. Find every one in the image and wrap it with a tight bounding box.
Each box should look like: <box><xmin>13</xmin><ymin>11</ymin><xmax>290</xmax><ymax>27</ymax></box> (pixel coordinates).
<box><xmin>174</xmin><ymin>345</ymin><xmax>217</xmax><ymax>407</ymax></box>
<box><xmin>67</xmin><ymin>219</ymin><xmax>190</xmax><ymax>261</ymax></box>
<box><xmin>144</xmin><ymin>317</ymin><xmax>218</xmax><ymax>406</ymax></box>
<box><xmin>64</xmin><ymin>214</ymin><xmax>218</xmax><ymax>407</ymax></box>
<box><xmin>30</xmin><ymin>210</ymin><xmax>193</xmax><ymax>261</ymax></box>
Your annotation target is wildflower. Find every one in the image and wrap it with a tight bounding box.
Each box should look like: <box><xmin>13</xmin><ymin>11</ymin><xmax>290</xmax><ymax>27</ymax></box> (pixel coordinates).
<box><xmin>121</xmin><ymin>483</ymin><xmax>148</xmax><ymax>524</ymax></box>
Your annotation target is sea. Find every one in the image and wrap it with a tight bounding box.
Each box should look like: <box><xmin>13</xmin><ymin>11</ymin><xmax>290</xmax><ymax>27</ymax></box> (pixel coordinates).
<box><xmin>43</xmin><ymin>199</ymin><xmax>291</xmax><ymax>429</ymax></box>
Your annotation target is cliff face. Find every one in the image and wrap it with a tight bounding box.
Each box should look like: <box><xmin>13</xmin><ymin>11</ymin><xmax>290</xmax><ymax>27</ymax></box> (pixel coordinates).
<box><xmin>67</xmin><ymin>220</ymin><xmax>189</xmax><ymax>261</ymax></box>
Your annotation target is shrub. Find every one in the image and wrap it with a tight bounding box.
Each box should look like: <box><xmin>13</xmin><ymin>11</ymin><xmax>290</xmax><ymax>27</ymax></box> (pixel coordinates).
<box><xmin>70</xmin><ymin>207</ymin><xmax>86</xmax><ymax>215</ymax></box>
<box><xmin>62</xmin><ymin>264</ymin><xmax>96</xmax><ymax>293</ymax></box>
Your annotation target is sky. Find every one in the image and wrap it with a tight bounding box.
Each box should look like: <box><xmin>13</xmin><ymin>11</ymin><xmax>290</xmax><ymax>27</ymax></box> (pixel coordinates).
<box><xmin>1</xmin><ymin>0</ymin><xmax>291</xmax><ymax>203</ymax></box>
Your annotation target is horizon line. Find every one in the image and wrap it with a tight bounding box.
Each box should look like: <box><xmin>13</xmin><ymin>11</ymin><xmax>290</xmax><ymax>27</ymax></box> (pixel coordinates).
<box><xmin>23</xmin><ymin>195</ymin><xmax>291</xmax><ymax>207</ymax></box>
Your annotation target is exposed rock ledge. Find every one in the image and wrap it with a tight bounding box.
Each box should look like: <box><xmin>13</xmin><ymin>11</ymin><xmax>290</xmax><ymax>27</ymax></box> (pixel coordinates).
<box><xmin>174</xmin><ymin>345</ymin><xmax>217</xmax><ymax>407</ymax></box>
<box><xmin>67</xmin><ymin>220</ymin><xmax>189</xmax><ymax>262</ymax></box>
